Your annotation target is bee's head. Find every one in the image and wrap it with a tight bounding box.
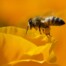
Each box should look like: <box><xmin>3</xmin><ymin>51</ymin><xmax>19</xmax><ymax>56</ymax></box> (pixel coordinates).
<box><xmin>26</xmin><ymin>18</ymin><xmax>33</xmax><ymax>34</ymax></box>
<box><xmin>29</xmin><ymin>18</ymin><xmax>32</xmax><ymax>24</ymax></box>
<box><xmin>28</xmin><ymin>18</ymin><xmax>33</xmax><ymax>29</ymax></box>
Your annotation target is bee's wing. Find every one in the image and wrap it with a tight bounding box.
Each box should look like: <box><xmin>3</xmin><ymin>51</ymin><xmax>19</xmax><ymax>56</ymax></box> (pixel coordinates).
<box><xmin>42</xmin><ymin>11</ymin><xmax>55</xmax><ymax>17</ymax></box>
<box><xmin>42</xmin><ymin>10</ymin><xmax>66</xmax><ymax>17</ymax></box>
<box><xmin>54</xmin><ymin>10</ymin><xmax>66</xmax><ymax>16</ymax></box>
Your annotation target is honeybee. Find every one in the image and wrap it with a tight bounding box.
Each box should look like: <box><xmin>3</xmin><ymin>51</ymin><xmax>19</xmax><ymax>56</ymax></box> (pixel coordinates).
<box><xmin>26</xmin><ymin>16</ymin><xmax>65</xmax><ymax>36</ymax></box>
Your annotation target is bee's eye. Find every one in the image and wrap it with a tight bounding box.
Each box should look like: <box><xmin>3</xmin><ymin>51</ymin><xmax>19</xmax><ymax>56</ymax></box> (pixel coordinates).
<box><xmin>29</xmin><ymin>18</ymin><xmax>32</xmax><ymax>25</ymax></box>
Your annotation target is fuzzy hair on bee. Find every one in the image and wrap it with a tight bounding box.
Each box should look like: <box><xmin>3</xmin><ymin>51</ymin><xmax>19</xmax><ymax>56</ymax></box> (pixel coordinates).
<box><xmin>26</xmin><ymin>16</ymin><xmax>65</xmax><ymax>36</ymax></box>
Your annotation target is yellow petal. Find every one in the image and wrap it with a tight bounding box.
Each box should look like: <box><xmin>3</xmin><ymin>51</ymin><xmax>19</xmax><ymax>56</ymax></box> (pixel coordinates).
<box><xmin>0</xmin><ymin>26</ymin><xmax>55</xmax><ymax>65</ymax></box>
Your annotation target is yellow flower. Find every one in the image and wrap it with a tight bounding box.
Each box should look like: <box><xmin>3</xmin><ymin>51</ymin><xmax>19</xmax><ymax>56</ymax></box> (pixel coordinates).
<box><xmin>0</xmin><ymin>26</ymin><xmax>56</xmax><ymax>66</ymax></box>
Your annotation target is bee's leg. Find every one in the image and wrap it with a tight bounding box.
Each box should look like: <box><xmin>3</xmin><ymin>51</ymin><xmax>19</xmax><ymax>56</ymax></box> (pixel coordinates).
<box><xmin>34</xmin><ymin>26</ymin><xmax>38</xmax><ymax>30</ymax></box>
<box><xmin>45</xmin><ymin>27</ymin><xmax>52</xmax><ymax>42</ymax></box>
<box><xmin>26</xmin><ymin>26</ymin><xmax>29</xmax><ymax>34</ymax></box>
<box><xmin>30</xmin><ymin>25</ymin><xmax>33</xmax><ymax>30</ymax></box>
<box><xmin>39</xmin><ymin>27</ymin><xmax>42</xmax><ymax>34</ymax></box>
<box><xmin>42</xmin><ymin>28</ymin><xmax>45</xmax><ymax>33</ymax></box>
<box><xmin>26</xmin><ymin>25</ymin><xmax>33</xmax><ymax>34</ymax></box>
<box><xmin>45</xmin><ymin>27</ymin><xmax>50</xmax><ymax>36</ymax></box>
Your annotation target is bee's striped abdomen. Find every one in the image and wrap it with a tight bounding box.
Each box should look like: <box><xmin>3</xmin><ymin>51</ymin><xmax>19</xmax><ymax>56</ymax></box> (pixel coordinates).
<box><xmin>51</xmin><ymin>17</ymin><xmax>65</xmax><ymax>26</ymax></box>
